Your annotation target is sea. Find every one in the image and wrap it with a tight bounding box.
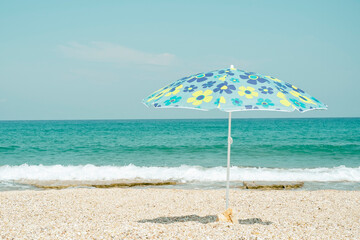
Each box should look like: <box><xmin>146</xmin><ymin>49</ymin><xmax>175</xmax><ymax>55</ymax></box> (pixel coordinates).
<box><xmin>0</xmin><ymin>118</ymin><xmax>359</xmax><ymax>191</ymax></box>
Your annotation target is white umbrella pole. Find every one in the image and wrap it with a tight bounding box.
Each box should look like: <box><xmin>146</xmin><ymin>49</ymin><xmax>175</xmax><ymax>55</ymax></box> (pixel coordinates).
<box><xmin>226</xmin><ymin>112</ymin><xmax>232</xmax><ymax>209</ymax></box>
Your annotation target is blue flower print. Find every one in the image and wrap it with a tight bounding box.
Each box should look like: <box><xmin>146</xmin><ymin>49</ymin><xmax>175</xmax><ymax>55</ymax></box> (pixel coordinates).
<box><xmin>275</xmin><ymin>86</ymin><xmax>288</xmax><ymax>94</ymax></box>
<box><xmin>245</xmin><ymin>105</ymin><xmax>259</xmax><ymax>110</ymax></box>
<box><xmin>231</xmin><ymin>98</ymin><xmax>243</xmax><ymax>106</ymax></box>
<box><xmin>183</xmin><ymin>85</ymin><xmax>198</xmax><ymax>93</ymax></box>
<box><xmin>213</xmin><ymin>81</ymin><xmax>236</xmax><ymax>94</ymax></box>
<box><xmin>154</xmin><ymin>103</ymin><xmax>162</xmax><ymax>108</ymax></box>
<box><xmin>218</xmin><ymin>69</ymin><xmax>235</xmax><ymax>76</ymax></box>
<box><xmin>256</xmin><ymin>98</ymin><xmax>275</xmax><ymax>108</ymax></box>
<box><xmin>274</xmin><ymin>82</ymin><xmax>287</xmax><ymax>88</ymax></box>
<box><xmin>274</xmin><ymin>82</ymin><xmax>289</xmax><ymax>94</ymax></box>
<box><xmin>290</xmin><ymin>98</ymin><xmax>306</xmax><ymax>108</ymax></box>
<box><xmin>258</xmin><ymin>86</ymin><xmax>274</xmax><ymax>94</ymax></box>
<box><xmin>240</xmin><ymin>72</ymin><xmax>269</xmax><ymax>85</ymax></box>
<box><xmin>187</xmin><ymin>72</ymin><xmax>214</xmax><ymax>83</ymax></box>
<box><xmin>202</xmin><ymin>81</ymin><xmax>216</xmax><ymax>88</ymax></box>
<box><xmin>165</xmin><ymin>84</ymin><xmax>183</xmax><ymax>97</ymax></box>
<box><xmin>164</xmin><ymin>96</ymin><xmax>182</xmax><ymax>106</ymax></box>
<box><xmin>214</xmin><ymin>98</ymin><xmax>220</xmax><ymax>105</ymax></box>
<box><xmin>285</xmin><ymin>83</ymin><xmax>305</xmax><ymax>94</ymax></box>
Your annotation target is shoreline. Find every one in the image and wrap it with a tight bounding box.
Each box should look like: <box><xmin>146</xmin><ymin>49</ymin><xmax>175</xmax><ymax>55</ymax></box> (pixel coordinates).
<box><xmin>1</xmin><ymin>180</ymin><xmax>360</xmax><ymax>192</ymax></box>
<box><xmin>1</xmin><ymin>188</ymin><xmax>359</xmax><ymax>239</ymax></box>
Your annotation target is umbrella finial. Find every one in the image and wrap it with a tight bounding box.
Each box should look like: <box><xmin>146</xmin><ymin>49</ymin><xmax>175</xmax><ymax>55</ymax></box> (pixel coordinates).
<box><xmin>230</xmin><ymin>65</ymin><xmax>235</xmax><ymax>70</ymax></box>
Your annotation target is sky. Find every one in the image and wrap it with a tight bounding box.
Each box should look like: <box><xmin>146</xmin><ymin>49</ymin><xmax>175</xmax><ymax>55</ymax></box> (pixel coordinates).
<box><xmin>1</xmin><ymin>0</ymin><xmax>359</xmax><ymax>120</ymax></box>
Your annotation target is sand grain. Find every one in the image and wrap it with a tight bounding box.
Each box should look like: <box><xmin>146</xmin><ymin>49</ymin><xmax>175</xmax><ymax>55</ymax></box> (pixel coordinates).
<box><xmin>0</xmin><ymin>189</ymin><xmax>359</xmax><ymax>239</ymax></box>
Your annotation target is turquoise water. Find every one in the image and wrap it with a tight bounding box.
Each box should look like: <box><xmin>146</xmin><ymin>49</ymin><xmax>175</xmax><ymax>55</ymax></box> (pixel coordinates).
<box><xmin>0</xmin><ymin>118</ymin><xmax>359</xmax><ymax>190</ymax></box>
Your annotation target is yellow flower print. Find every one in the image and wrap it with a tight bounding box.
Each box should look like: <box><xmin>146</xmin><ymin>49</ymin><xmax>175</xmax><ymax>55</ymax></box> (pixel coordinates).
<box><xmin>290</xmin><ymin>91</ymin><xmax>316</xmax><ymax>105</ymax></box>
<box><xmin>238</xmin><ymin>86</ymin><xmax>258</xmax><ymax>99</ymax></box>
<box><xmin>218</xmin><ymin>75</ymin><xmax>227</xmax><ymax>81</ymax></box>
<box><xmin>277</xmin><ymin>92</ymin><xmax>293</xmax><ymax>107</ymax></box>
<box><xmin>187</xmin><ymin>90</ymin><xmax>213</xmax><ymax>105</ymax></box>
<box><xmin>215</xmin><ymin>96</ymin><xmax>226</xmax><ymax>108</ymax></box>
<box><xmin>266</xmin><ymin>76</ymin><xmax>281</xmax><ymax>82</ymax></box>
<box><xmin>165</xmin><ymin>85</ymin><xmax>183</xmax><ymax>97</ymax></box>
<box><xmin>147</xmin><ymin>88</ymin><xmax>170</xmax><ymax>102</ymax></box>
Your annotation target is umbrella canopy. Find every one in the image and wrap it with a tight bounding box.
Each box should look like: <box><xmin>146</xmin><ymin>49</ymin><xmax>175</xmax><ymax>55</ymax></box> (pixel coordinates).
<box><xmin>142</xmin><ymin>65</ymin><xmax>327</xmax><ymax>211</ymax></box>
<box><xmin>143</xmin><ymin>66</ymin><xmax>327</xmax><ymax>112</ymax></box>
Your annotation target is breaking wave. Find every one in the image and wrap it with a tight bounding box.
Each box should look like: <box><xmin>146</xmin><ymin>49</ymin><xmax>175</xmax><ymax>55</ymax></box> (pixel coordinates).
<box><xmin>1</xmin><ymin>164</ymin><xmax>360</xmax><ymax>182</ymax></box>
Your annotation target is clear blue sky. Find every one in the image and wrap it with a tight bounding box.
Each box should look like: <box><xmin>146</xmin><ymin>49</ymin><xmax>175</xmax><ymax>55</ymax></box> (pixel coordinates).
<box><xmin>1</xmin><ymin>0</ymin><xmax>359</xmax><ymax>120</ymax></box>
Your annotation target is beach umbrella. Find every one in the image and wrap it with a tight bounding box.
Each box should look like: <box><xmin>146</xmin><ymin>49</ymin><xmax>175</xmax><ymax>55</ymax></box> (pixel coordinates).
<box><xmin>142</xmin><ymin>65</ymin><xmax>327</xmax><ymax>210</ymax></box>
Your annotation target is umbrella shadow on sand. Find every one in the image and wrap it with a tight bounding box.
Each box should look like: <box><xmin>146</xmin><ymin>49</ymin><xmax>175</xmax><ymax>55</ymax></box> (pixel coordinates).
<box><xmin>138</xmin><ymin>215</ymin><xmax>217</xmax><ymax>224</ymax></box>
<box><xmin>138</xmin><ymin>215</ymin><xmax>272</xmax><ymax>225</ymax></box>
<box><xmin>238</xmin><ymin>218</ymin><xmax>272</xmax><ymax>225</ymax></box>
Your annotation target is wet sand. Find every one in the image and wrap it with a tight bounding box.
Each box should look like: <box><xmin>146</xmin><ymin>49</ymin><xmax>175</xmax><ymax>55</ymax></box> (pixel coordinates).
<box><xmin>0</xmin><ymin>188</ymin><xmax>359</xmax><ymax>239</ymax></box>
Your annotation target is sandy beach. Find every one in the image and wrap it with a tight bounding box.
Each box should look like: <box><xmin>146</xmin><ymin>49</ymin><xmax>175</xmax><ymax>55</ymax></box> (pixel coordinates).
<box><xmin>0</xmin><ymin>189</ymin><xmax>359</xmax><ymax>239</ymax></box>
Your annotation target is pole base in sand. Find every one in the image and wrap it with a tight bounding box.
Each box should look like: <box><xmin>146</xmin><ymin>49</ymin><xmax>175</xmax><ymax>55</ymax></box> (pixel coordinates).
<box><xmin>216</xmin><ymin>208</ymin><xmax>235</xmax><ymax>223</ymax></box>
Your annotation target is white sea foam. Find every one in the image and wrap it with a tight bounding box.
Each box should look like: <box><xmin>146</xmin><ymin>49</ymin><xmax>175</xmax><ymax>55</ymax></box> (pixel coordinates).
<box><xmin>0</xmin><ymin>164</ymin><xmax>359</xmax><ymax>182</ymax></box>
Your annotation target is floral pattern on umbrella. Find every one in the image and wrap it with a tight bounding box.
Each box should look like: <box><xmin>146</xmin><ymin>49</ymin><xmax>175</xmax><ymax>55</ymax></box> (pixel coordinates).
<box><xmin>143</xmin><ymin>67</ymin><xmax>327</xmax><ymax>113</ymax></box>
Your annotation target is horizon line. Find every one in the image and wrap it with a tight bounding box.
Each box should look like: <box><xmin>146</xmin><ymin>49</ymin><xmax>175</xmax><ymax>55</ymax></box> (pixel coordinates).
<box><xmin>0</xmin><ymin>116</ymin><xmax>359</xmax><ymax>122</ymax></box>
